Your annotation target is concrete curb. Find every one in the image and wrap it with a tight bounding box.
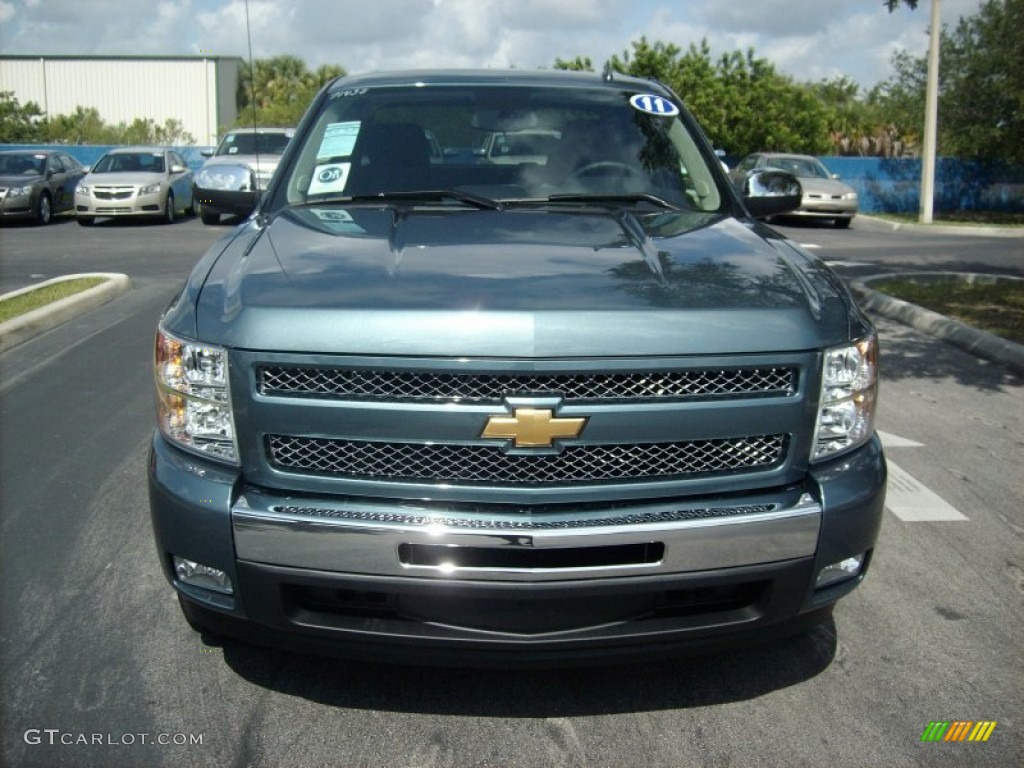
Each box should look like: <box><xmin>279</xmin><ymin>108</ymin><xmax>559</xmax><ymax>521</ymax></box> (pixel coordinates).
<box><xmin>0</xmin><ymin>273</ymin><xmax>132</xmax><ymax>355</ymax></box>
<box><xmin>849</xmin><ymin>272</ymin><xmax>1024</xmax><ymax>374</ymax></box>
<box><xmin>856</xmin><ymin>214</ymin><xmax>1024</xmax><ymax>238</ymax></box>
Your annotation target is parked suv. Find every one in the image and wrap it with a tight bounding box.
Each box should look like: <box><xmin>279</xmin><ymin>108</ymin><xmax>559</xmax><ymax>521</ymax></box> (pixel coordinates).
<box><xmin>150</xmin><ymin>70</ymin><xmax>885</xmax><ymax>666</ymax></box>
<box><xmin>193</xmin><ymin>127</ymin><xmax>293</xmax><ymax>224</ymax></box>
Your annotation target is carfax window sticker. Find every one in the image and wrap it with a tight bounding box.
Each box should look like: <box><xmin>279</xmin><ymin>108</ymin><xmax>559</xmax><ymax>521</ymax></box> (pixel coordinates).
<box><xmin>629</xmin><ymin>94</ymin><xmax>680</xmax><ymax>117</ymax></box>
<box><xmin>317</xmin><ymin>121</ymin><xmax>361</xmax><ymax>160</ymax></box>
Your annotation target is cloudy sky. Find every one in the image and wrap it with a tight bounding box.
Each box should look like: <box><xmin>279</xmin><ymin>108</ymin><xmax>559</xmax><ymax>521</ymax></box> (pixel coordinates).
<box><xmin>0</xmin><ymin>0</ymin><xmax>986</xmax><ymax>90</ymax></box>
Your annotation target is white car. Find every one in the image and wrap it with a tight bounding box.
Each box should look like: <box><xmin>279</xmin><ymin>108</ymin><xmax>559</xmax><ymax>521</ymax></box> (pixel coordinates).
<box><xmin>75</xmin><ymin>148</ymin><xmax>194</xmax><ymax>226</ymax></box>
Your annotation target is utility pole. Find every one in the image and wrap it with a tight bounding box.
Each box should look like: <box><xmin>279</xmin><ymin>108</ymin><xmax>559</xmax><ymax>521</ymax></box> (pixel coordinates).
<box><xmin>920</xmin><ymin>0</ymin><xmax>941</xmax><ymax>223</ymax></box>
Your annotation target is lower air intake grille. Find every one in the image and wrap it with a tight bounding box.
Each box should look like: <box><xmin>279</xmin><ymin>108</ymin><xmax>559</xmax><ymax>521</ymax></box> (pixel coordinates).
<box><xmin>266</xmin><ymin>434</ymin><xmax>787</xmax><ymax>485</ymax></box>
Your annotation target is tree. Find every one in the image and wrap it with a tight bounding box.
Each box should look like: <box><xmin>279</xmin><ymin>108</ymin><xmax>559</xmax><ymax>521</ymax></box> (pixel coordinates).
<box><xmin>872</xmin><ymin>0</ymin><xmax>1023</xmax><ymax>165</ymax></box>
<box><xmin>604</xmin><ymin>37</ymin><xmax>832</xmax><ymax>157</ymax></box>
<box><xmin>237</xmin><ymin>57</ymin><xmax>346</xmax><ymax>127</ymax></box>
<box><xmin>0</xmin><ymin>91</ymin><xmax>45</xmax><ymax>142</ymax></box>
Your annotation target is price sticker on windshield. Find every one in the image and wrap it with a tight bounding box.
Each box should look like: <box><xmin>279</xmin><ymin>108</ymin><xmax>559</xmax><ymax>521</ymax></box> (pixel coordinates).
<box><xmin>629</xmin><ymin>94</ymin><xmax>679</xmax><ymax>117</ymax></box>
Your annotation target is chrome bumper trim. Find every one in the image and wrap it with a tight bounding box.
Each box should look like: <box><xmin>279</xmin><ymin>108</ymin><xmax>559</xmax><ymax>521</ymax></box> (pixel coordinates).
<box><xmin>232</xmin><ymin>492</ymin><xmax>821</xmax><ymax>582</ymax></box>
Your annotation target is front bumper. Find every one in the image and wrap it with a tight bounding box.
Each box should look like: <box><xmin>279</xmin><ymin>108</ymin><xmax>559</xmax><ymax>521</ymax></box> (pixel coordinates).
<box><xmin>148</xmin><ymin>432</ymin><xmax>885</xmax><ymax>665</ymax></box>
<box><xmin>193</xmin><ymin>187</ymin><xmax>259</xmax><ymax>217</ymax></box>
<box><xmin>0</xmin><ymin>190</ymin><xmax>37</xmax><ymax>219</ymax></box>
<box><xmin>75</xmin><ymin>189</ymin><xmax>165</xmax><ymax>217</ymax></box>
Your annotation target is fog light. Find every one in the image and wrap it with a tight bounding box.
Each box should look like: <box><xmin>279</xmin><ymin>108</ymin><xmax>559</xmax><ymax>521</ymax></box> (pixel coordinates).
<box><xmin>816</xmin><ymin>553</ymin><xmax>865</xmax><ymax>588</ymax></box>
<box><xmin>173</xmin><ymin>556</ymin><xmax>233</xmax><ymax>594</ymax></box>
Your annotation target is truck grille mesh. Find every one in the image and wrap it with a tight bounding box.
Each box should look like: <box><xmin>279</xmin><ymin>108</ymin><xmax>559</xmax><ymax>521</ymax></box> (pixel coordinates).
<box><xmin>258</xmin><ymin>366</ymin><xmax>796</xmax><ymax>402</ymax></box>
<box><xmin>266</xmin><ymin>434</ymin><xmax>786</xmax><ymax>485</ymax></box>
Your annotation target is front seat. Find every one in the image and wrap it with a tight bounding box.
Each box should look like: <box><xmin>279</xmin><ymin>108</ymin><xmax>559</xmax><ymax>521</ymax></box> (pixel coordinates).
<box><xmin>345</xmin><ymin>123</ymin><xmax>432</xmax><ymax>195</ymax></box>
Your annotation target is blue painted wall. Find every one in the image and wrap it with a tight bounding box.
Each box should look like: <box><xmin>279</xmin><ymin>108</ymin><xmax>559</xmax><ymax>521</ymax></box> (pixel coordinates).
<box><xmin>0</xmin><ymin>144</ymin><xmax>214</xmax><ymax>172</ymax></box>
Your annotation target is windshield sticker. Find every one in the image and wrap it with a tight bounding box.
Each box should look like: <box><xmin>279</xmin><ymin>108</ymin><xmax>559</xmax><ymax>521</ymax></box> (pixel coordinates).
<box><xmin>629</xmin><ymin>94</ymin><xmax>680</xmax><ymax>117</ymax></box>
<box><xmin>308</xmin><ymin>162</ymin><xmax>351</xmax><ymax>195</ymax></box>
<box><xmin>317</xmin><ymin>121</ymin><xmax>361</xmax><ymax>160</ymax></box>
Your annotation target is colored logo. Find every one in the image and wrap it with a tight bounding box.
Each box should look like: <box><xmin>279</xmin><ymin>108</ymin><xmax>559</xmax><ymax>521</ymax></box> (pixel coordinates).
<box><xmin>317</xmin><ymin>166</ymin><xmax>344</xmax><ymax>183</ymax></box>
<box><xmin>629</xmin><ymin>94</ymin><xmax>680</xmax><ymax>117</ymax></box>
<box><xmin>920</xmin><ymin>721</ymin><xmax>997</xmax><ymax>742</ymax></box>
<box><xmin>481</xmin><ymin>408</ymin><xmax>586</xmax><ymax>448</ymax></box>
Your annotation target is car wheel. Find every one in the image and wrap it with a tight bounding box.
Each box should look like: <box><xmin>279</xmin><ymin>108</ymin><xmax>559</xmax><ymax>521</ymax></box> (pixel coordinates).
<box><xmin>200</xmin><ymin>207</ymin><xmax>220</xmax><ymax>225</ymax></box>
<box><xmin>35</xmin><ymin>192</ymin><xmax>52</xmax><ymax>225</ymax></box>
<box><xmin>163</xmin><ymin>192</ymin><xmax>176</xmax><ymax>224</ymax></box>
<box><xmin>77</xmin><ymin>216</ymin><xmax>95</xmax><ymax>227</ymax></box>
<box><xmin>834</xmin><ymin>217</ymin><xmax>852</xmax><ymax>229</ymax></box>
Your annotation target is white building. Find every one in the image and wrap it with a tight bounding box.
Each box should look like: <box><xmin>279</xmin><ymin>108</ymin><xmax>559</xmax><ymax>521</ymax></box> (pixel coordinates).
<box><xmin>0</xmin><ymin>55</ymin><xmax>242</xmax><ymax>146</ymax></box>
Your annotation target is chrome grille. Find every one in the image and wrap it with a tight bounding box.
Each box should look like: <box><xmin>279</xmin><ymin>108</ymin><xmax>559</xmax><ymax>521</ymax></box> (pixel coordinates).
<box><xmin>266</xmin><ymin>434</ymin><xmax>787</xmax><ymax>485</ymax></box>
<box><xmin>271</xmin><ymin>503</ymin><xmax>777</xmax><ymax>529</ymax></box>
<box><xmin>258</xmin><ymin>366</ymin><xmax>797</xmax><ymax>402</ymax></box>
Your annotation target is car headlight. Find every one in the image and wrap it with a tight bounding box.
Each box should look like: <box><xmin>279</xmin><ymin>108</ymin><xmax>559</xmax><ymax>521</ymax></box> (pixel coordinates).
<box><xmin>76</xmin><ymin>184</ymin><xmax>90</xmax><ymax>195</ymax></box>
<box><xmin>155</xmin><ymin>327</ymin><xmax>238</xmax><ymax>464</ymax></box>
<box><xmin>842</xmin><ymin>191</ymin><xmax>858</xmax><ymax>201</ymax></box>
<box><xmin>812</xmin><ymin>335</ymin><xmax>878</xmax><ymax>461</ymax></box>
<box><xmin>8</xmin><ymin>185</ymin><xmax>33</xmax><ymax>197</ymax></box>
<box><xmin>141</xmin><ymin>182</ymin><xmax>162</xmax><ymax>195</ymax></box>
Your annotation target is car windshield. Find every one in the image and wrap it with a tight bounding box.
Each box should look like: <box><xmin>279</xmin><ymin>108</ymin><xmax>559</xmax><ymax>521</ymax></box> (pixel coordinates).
<box><xmin>92</xmin><ymin>153</ymin><xmax>166</xmax><ymax>174</ymax></box>
<box><xmin>769</xmin><ymin>157</ymin><xmax>831</xmax><ymax>179</ymax></box>
<box><xmin>217</xmin><ymin>132</ymin><xmax>291</xmax><ymax>156</ymax></box>
<box><xmin>0</xmin><ymin>154</ymin><xmax>45</xmax><ymax>175</ymax></box>
<box><xmin>277</xmin><ymin>83</ymin><xmax>723</xmax><ymax>212</ymax></box>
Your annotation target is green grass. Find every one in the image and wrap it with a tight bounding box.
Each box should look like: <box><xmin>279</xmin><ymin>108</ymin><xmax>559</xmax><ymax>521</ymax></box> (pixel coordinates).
<box><xmin>870</xmin><ymin>278</ymin><xmax>1024</xmax><ymax>345</ymax></box>
<box><xmin>0</xmin><ymin>278</ymin><xmax>107</xmax><ymax>324</ymax></box>
<box><xmin>872</xmin><ymin>211</ymin><xmax>1024</xmax><ymax>226</ymax></box>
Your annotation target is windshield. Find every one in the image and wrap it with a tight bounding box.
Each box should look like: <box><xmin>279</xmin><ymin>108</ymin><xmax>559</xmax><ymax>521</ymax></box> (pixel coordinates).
<box><xmin>92</xmin><ymin>152</ymin><xmax>166</xmax><ymax>174</ymax></box>
<box><xmin>769</xmin><ymin>156</ymin><xmax>831</xmax><ymax>179</ymax></box>
<box><xmin>277</xmin><ymin>84</ymin><xmax>723</xmax><ymax>212</ymax></box>
<box><xmin>0</xmin><ymin>153</ymin><xmax>46</xmax><ymax>175</ymax></box>
<box><xmin>217</xmin><ymin>132</ymin><xmax>291</xmax><ymax>156</ymax></box>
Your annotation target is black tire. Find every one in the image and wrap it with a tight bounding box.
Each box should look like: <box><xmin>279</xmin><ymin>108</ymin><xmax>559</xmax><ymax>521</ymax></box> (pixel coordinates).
<box><xmin>184</xmin><ymin>188</ymin><xmax>196</xmax><ymax>217</ymax></box>
<box><xmin>35</xmin><ymin>192</ymin><xmax>52</xmax><ymax>225</ymax></box>
<box><xmin>163</xmin><ymin>191</ymin><xmax>175</xmax><ymax>224</ymax></box>
<box><xmin>834</xmin><ymin>217</ymin><xmax>852</xmax><ymax>229</ymax></box>
<box><xmin>77</xmin><ymin>216</ymin><xmax>95</xmax><ymax>227</ymax></box>
<box><xmin>200</xmin><ymin>207</ymin><xmax>220</xmax><ymax>225</ymax></box>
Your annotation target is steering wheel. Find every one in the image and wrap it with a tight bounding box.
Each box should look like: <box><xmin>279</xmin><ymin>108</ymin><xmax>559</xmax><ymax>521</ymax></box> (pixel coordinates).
<box><xmin>567</xmin><ymin>161</ymin><xmax>646</xmax><ymax>183</ymax></box>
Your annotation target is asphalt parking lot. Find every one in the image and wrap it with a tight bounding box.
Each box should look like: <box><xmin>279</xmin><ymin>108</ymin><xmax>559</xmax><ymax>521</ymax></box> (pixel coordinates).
<box><xmin>1</xmin><ymin>214</ymin><xmax>1022</xmax><ymax>768</ymax></box>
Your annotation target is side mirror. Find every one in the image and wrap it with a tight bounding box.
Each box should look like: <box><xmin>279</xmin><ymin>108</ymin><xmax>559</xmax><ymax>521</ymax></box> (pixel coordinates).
<box><xmin>200</xmin><ymin>149</ymin><xmax>214</xmax><ymax>158</ymax></box>
<box><xmin>170</xmin><ymin>164</ymin><xmax>187</xmax><ymax>174</ymax></box>
<box><xmin>741</xmin><ymin>170</ymin><xmax>802</xmax><ymax>219</ymax></box>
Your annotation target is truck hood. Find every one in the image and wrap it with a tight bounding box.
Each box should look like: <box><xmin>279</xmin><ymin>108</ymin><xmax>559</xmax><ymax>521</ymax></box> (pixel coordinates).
<box><xmin>193</xmin><ymin>206</ymin><xmax>854</xmax><ymax>356</ymax></box>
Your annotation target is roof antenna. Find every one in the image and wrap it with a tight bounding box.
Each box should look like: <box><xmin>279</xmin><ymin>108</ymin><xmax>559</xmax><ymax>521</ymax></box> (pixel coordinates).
<box><xmin>243</xmin><ymin>0</ymin><xmax>262</xmax><ymax>220</ymax></box>
<box><xmin>602</xmin><ymin>61</ymin><xmax>615</xmax><ymax>82</ymax></box>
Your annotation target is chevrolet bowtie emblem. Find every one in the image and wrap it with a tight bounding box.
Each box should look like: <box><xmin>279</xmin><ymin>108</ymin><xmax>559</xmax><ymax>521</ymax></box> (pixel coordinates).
<box><xmin>481</xmin><ymin>408</ymin><xmax>587</xmax><ymax>448</ymax></box>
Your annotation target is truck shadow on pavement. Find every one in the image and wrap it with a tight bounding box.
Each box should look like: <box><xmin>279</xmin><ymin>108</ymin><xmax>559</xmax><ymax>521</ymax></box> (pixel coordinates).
<box><xmin>211</xmin><ymin>619</ymin><xmax>838</xmax><ymax>716</ymax></box>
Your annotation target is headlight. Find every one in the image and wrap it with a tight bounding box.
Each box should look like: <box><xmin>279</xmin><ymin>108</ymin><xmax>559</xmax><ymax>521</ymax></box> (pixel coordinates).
<box><xmin>812</xmin><ymin>335</ymin><xmax>878</xmax><ymax>461</ymax></box>
<box><xmin>77</xmin><ymin>184</ymin><xmax>90</xmax><ymax>195</ymax></box>
<box><xmin>141</xmin><ymin>182</ymin><xmax>162</xmax><ymax>195</ymax></box>
<box><xmin>8</xmin><ymin>185</ymin><xmax>32</xmax><ymax>197</ymax></box>
<box><xmin>154</xmin><ymin>327</ymin><xmax>238</xmax><ymax>464</ymax></box>
<box><xmin>842</xmin><ymin>191</ymin><xmax>858</xmax><ymax>201</ymax></box>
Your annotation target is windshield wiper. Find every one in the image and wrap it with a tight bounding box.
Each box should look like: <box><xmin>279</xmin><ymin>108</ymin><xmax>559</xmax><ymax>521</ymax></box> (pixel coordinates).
<box><xmin>542</xmin><ymin>193</ymin><xmax>683</xmax><ymax>211</ymax></box>
<box><xmin>297</xmin><ymin>189</ymin><xmax>502</xmax><ymax>210</ymax></box>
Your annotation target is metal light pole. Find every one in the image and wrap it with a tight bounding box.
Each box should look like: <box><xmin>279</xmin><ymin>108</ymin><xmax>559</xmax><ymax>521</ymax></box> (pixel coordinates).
<box><xmin>920</xmin><ymin>0</ymin><xmax>941</xmax><ymax>223</ymax></box>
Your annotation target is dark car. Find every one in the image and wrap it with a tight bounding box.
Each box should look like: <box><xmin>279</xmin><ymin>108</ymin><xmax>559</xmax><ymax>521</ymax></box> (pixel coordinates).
<box><xmin>732</xmin><ymin>153</ymin><xmax>859</xmax><ymax>227</ymax></box>
<box><xmin>0</xmin><ymin>150</ymin><xmax>85</xmax><ymax>225</ymax></box>
<box><xmin>193</xmin><ymin>127</ymin><xmax>293</xmax><ymax>224</ymax></box>
<box><xmin>150</xmin><ymin>69</ymin><xmax>884</xmax><ymax>666</ymax></box>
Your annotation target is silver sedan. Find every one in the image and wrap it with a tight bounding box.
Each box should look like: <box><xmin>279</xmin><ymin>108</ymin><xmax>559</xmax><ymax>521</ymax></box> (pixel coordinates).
<box><xmin>74</xmin><ymin>148</ymin><xmax>195</xmax><ymax>225</ymax></box>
